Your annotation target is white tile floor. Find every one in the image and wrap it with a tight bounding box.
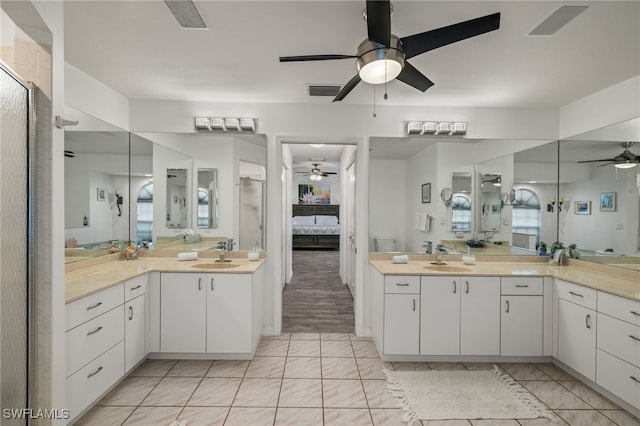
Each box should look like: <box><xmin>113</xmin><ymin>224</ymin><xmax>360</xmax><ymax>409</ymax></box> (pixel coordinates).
<box><xmin>76</xmin><ymin>333</ymin><xmax>640</xmax><ymax>426</ymax></box>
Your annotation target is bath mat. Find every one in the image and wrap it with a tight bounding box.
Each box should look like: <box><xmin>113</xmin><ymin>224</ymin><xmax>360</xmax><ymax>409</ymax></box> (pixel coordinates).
<box><xmin>384</xmin><ymin>366</ymin><xmax>552</xmax><ymax>424</ymax></box>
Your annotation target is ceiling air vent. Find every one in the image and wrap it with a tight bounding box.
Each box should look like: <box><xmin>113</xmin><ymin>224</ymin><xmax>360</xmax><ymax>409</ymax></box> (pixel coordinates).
<box><xmin>308</xmin><ymin>85</ymin><xmax>342</xmax><ymax>97</ymax></box>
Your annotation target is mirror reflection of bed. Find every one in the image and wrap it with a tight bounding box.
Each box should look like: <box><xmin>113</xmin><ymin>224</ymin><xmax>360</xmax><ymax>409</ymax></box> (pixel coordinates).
<box><xmin>291</xmin><ymin>205</ymin><xmax>340</xmax><ymax>250</ymax></box>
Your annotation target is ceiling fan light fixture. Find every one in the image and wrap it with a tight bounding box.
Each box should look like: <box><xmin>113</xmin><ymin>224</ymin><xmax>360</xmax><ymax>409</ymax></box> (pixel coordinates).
<box><xmin>614</xmin><ymin>161</ymin><xmax>638</xmax><ymax>169</ymax></box>
<box><xmin>356</xmin><ymin>37</ymin><xmax>404</xmax><ymax>84</ymax></box>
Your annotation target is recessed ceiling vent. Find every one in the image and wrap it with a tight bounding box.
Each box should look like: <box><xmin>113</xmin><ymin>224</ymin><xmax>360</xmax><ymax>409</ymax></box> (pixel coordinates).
<box><xmin>528</xmin><ymin>5</ymin><xmax>588</xmax><ymax>36</ymax></box>
<box><xmin>308</xmin><ymin>85</ymin><xmax>342</xmax><ymax>97</ymax></box>
<box><xmin>164</xmin><ymin>0</ymin><xmax>207</xmax><ymax>29</ymax></box>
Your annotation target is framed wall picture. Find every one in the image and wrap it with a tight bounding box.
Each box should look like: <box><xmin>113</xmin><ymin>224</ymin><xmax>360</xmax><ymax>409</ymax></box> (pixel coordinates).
<box><xmin>600</xmin><ymin>192</ymin><xmax>616</xmax><ymax>212</ymax></box>
<box><xmin>421</xmin><ymin>183</ymin><xmax>431</xmax><ymax>203</ymax></box>
<box><xmin>97</xmin><ymin>187</ymin><xmax>106</xmax><ymax>201</ymax></box>
<box><xmin>574</xmin><ymin>200</ymin><xmax>591</xmax><ymax>215</ymax></box>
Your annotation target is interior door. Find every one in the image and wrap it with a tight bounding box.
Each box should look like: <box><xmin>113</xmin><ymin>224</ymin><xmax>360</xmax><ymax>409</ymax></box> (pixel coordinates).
<box><xmin>345</xmin><ymin>156</ymin><xmax>357</xmax><ymax>295</ymax></box>
<box><xmin>1</xmin><ymin>62</ymin><xmax>33</xmax><ymax>424</ymax></box>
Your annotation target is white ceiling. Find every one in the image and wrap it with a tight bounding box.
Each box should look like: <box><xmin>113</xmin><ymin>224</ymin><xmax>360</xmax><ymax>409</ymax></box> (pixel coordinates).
<box><xmin>64</xmin><ymin>1</ymin><xmax>640</xmax><ymax>109</ymax></box>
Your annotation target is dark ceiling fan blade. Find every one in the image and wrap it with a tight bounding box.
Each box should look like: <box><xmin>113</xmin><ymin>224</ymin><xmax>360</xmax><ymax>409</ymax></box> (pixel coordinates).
<box><xmin>577</xmin><ymin>158</ymin><xmax>615</xmax><ymax>163</ymax></box>
<box><xmin>396</xmin><ymin>61</ymin><xmax>435</xmax><ymax>92</ymax></box>
<box><xmin>366</xmin><ymin>0</ymin><xmax>391</xmax><ymax>46</ymax></box>
<box><xmin>279</xmin><ymin>54</ymin><xmax>357</xmax><ymax>62</ymax></box>
<box><xmin>597</xmin><ymin>162</ymin><xmax>615</xmax><ymax>167</ymax></box>
<box><xmin>319</xmin><ymin>172</ymin><xmax>337</xmax><ymax>176</ymax></box>
<box><xmin>400</xmin><ymin>12</ymin><xmax>501</xmax><ymax>60</ymax></box>
<box><xmin>333</xmin><ymin>74</ymin><xmax>362</xmax><ymax>102</ymax></box>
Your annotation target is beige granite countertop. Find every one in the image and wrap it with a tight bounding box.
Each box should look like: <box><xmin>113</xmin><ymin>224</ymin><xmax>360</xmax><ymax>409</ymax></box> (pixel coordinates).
<box><xmin>369</xmin><ymin>258</ymin><xmax>640</xmax><ymax>301</ymax></box>
<box><xmin>66</xmin><ymin>256</ymin><xmax>265</xmax><ymax>304</ymax></box>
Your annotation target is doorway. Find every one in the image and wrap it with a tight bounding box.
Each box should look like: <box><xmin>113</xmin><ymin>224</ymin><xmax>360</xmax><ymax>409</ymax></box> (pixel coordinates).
<box><xmin>281</xmin><ymin>142</ymin><xmax>357</xmax><ymax>333</ymax></box>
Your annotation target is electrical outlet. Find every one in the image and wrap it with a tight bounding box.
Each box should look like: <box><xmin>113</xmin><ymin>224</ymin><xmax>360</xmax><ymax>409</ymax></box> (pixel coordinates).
<box><xmin>503</xmin><ymin>217</ymin><xmax>510</xmax><ymax>225</ymax></box>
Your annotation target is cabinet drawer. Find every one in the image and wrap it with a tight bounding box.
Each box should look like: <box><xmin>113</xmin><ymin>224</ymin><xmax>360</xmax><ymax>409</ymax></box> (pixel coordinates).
<box><xmin>125</xmin><ymin>274</ymin><xmax>148</xmax><ymax>302</ymax></box>
<box><xmin>66</xmin><ymin>306</ymin><xmax>125</xmax><ymax>377</ymax></box>
<box><xmin>384</xmin><ymin>276</ymin><xmax>420</xmax><ymax>294</ymax></box>
<box><xmin>556</xmin><ymin>280</ymin><xmax>596</xmax><ymax>310</ymax></box>
<box><xmin>66</xmin><ymin>284</ymin><xmax>124</xmax><ymax>331</ymax></box>
<box><xmin>596</xmin><ymin>349</ymin><xmax>640</xmax><ymax>409</ymax></box>
<box><xmin>598</xmin><ymin>291</ymin><xmax>640</xmax><ymax>326</ymax></box>
<box><xmin>501</xmin><ymin>277</ymin><xmax>543</xmax><ymax>295</ymax></box>
<box><xmin>66</xmin><ymin>341</ymin><xmax>125</xmax><ymax>421</ymax></box>
<box><xmin>597</xmin><ymin>313</ymin><xmax>640</xmax><ymax>368</ymax></box>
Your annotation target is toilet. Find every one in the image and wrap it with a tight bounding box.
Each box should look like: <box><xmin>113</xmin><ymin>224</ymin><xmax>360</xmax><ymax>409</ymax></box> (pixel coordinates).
<box><xmin>374</xmin><ymin>237</ymin><xmax>397</xmax><ymax>252</ymax></box>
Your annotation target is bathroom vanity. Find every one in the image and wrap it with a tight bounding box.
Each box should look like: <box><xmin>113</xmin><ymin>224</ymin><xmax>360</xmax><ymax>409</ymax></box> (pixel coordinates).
<box><xmin>369</xmin><ymin>256</ymin><xmax>640</xmax><ymax>417</ymax></box>
<box><xmin>64</xmin><ymin>256</ymin><xmax>265</xmax><ymax>422</ymax></box>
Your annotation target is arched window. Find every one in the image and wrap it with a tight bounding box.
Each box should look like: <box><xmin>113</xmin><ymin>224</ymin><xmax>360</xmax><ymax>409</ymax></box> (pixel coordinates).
<box><xmin>451</xmin><ymin>194</ymin><xmax>471</xmax><ymax>231</ymax></box>
<box><xmin>136</xmin><ymin>181</ymin><xmax>153</xmax><ymax>242</ymax></box>
<box><xmin>512</xmin><ymin>188</ymin><xmax>541</xmax><ymax>244</ymax></box>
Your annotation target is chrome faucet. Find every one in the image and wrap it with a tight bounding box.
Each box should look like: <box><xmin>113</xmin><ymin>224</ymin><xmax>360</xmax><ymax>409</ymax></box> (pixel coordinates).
<box><xmin>214</xmin><ymin>239</ymin><xmax>235</xmax><ymax>262</ymax></box>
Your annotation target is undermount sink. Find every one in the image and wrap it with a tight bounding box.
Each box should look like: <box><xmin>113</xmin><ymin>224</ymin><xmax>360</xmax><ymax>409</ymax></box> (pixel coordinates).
<box><xmin>190</xmin><ymin>262</ymin><xmax>240</xmax><ymax>270</ymax></box>
<box><xmin>423</xmin><ymin>264</ymin><xmax>472</xmax><ymax>273</ymax></box>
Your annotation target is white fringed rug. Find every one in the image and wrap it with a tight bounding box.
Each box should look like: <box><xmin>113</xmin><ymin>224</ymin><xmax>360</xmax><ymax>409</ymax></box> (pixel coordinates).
<box><xmin>384</xmin><ymin>366</ymin><xmax>553</xmax><ymax>424</ymax></box>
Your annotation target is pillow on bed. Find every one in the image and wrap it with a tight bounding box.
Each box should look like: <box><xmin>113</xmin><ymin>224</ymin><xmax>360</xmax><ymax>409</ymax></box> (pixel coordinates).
<box><xmin>292</xmin><ymin>215</ymin><xmax>315</xmax><ymax>225</ymax></box>
<box><xmin>315</xmin><ymin>215</ymin><xmax>339</xmax><ymax>225</ymax></box>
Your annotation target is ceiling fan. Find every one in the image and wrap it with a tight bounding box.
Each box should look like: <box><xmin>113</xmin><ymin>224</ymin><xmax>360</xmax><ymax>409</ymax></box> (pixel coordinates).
<box><xmin>296</xmin><ymin>163</ymin><xmax>337</xmax><ymax>181</ymax></box>
<box><xmin>279</xmin><ymin>1</ymin><xmax>500</xmax><ymax>102</ymax></box>
<box><xmin>577</xmin><ymin>142</ymin><xmax>639</xmax><ymax>169</ymax></box>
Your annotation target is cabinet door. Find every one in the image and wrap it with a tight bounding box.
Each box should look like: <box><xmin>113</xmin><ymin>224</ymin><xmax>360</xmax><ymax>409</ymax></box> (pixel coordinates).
<box><xmin>460</xmin><ymin>277</ymin><xmax>500</xmax><ymax>355</ymax></box>
<box><xmin>421</xmin><ymin>277</ymin><xmax>460</xmax><ymax>355</ymax></box>
<box><xmin>206</xmin><ymin>274</ymin><xmax>252</xmax><ymax>353</ymax></box>
<box><xmin>160</xmin><ymin>273</ymin><xmax>206</xmax><ymax>353</ymax></box>
<box><xmin>384</xmin><ymin>294</ymin><xmax>420</xmax><ymax>355</ymax></box>
<box><xmin>501</xmin><ymin>296</ymin><xmax>543</xmax><ymax>356</ymax></box>
<box><xmin>558</xmin><ymin>298</ymin><xmax>596</xmax><ymax>380</ymax></box>
<box><xmin>125</xmin><ymin>294</ymin><xmax>146</xmax><ymax>372</ymax></box>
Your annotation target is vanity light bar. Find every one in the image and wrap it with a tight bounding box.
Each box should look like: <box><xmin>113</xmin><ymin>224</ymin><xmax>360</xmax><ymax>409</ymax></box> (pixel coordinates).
<box><xmin>194</xmin><ymin>117</ymin><xmax>257</xmax><ymax>133</ymax></box>
<box><xmin>406</xmin><ymin>121</ymin><xmax>467</xmax><ymax>136</ymax></box>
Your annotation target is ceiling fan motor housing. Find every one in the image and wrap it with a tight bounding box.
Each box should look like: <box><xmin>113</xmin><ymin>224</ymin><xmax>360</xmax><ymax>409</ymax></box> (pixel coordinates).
<box><xmin>356</xmin><ymin>35</ymin><xmax>405</xmax><ymax>84</ymax></box>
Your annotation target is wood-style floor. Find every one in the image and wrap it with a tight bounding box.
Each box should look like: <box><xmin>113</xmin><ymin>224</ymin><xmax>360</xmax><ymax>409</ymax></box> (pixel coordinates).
<box><xmin>282</xmin><ymin>250</ymin><xmax>354</xmax><ymax>333</ymax></box>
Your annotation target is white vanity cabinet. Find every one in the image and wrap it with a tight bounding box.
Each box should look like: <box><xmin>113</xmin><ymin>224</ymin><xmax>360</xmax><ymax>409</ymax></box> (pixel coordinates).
<box><xmin>420</xmin><ymin>276</ymin><xmax>500</xmax><ymax>356</ymax></box>
<box><xmin>420</xmin><ymin>276</ymin><xmax>460</xmax><ymax>355</ymax></box>
<box><xmin>65</xmin><ymin>284</ymin><xmax>125</xmax><ymax>421</ymax></box>
<box><xmin>556</xmin><ymin>280</ymin><xmax>597</xmax><ymax>381</ymax></box>
<box><xmin>206</xmin><ymin>274</ymin><xmax>253</xmax><ymax>353</ymax></box>
<box><xmin>160</xmin><ymin>273</ymin><xmax>207</xmax><ymax>352</ymax></box>
<box><xmin>124</xmin><ymin>274</ymin><xmax>148</xmax><ymax>372</ymax></box>
<box><xmin>159</xmin><ymin>269</ymin><xmax>263</xmax><ymax>356</ymax></box>
<box><xmin>596</xmin><ymin>292</ymin><xmax>640</xmax><ymax>409</ymax></box>
<box><xmin>460</xmin><ymin>276</ymin><xmax>501</xmax><ymax>355</ymax></box>
<box><xmin>500</xmin><ymin>277</ymin><xmax>543</xmax><ymax>356</ymax></box>
<box><xmin>383</xmin><ymin>276</ymin><xmax>420</xmax><ymax>355</ymax></box>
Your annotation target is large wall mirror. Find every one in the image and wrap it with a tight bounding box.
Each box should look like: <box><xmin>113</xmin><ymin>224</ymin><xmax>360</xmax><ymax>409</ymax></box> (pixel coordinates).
<box><xmin>559</xmin><ymin>117</ymin><xmax>639</xmax><ymax>271</ymax></box>
<box><xmin>64</xmin><ymin>109</ymin><xmax>267</xmax><ymax>263</ymax></box>
<box><xmin>369</xmin><ymin>136</ymin><xmax>557</xmax><ymax>255</ymax></box>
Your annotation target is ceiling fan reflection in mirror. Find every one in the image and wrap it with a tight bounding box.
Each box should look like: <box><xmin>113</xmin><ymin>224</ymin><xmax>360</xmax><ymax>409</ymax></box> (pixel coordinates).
<box><xmin>577</xmin><ymin>142</ymin><xmax>639</xmax><ymax>169</ymax></box>
<box><xmin>279</xmin><ymin>0</ymin><xmax>500</xmax><ymax>102</ymax></box>
<box><xmin>296</xmin><ymin>163</ymin><xmax>337</xmax><ymax>181</ymax></box>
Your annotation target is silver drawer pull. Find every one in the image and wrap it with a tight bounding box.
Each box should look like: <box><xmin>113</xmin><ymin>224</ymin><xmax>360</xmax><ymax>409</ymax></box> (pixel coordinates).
<box><xmin>412</xmin><ymin>298</ymin><xmax>416</xmax><ymax>312</ymax></box>
<box><xmin>630</xmin><ymin>376</ymin><xmax>640</xmax><ymax>384</ymax></box>
<box><xmin>86</xmin><ymin>302</ymin><xmax>103</xmax><ymax>310</ymax></box>
<box><xmin>396</xmin><ymin>283</ymin><xmax>410</xmax><ymax>287</ymax></box>
<box><xmin>585</xmin><ymin>314</ymin><xmax>592</xmax><ymax>329</ymax></box>
<box><xmin>87</xmin><ymin>326</ymin><xmax>103</xmax><ymax>336</ymax></box>
<box><xmin>87</xmin><ymin>366</ymin><xmax>103</xmax><ymax>378</ymax></box>
<box><xmin>505</xmin><ymin>300</ymin><xmax>510</xmax><ymax>313</ymax></box>
<box><xmin>130</xmin><ymin>285</ymin><xmax>142</xmax><ymax>291</ymax></box>
<box><xmin>465</xmin><ymin>281</ymin><xmax>469</xmax><ymax>294</ymax></box>
<box><xmin>211</xmin><ymin>278</ymin><xmax>215</xmax><ymax>291</ymax></box>
<box><xmin>515</xmin><ymin>284</ymin><xmax>529</xmax><ymax>288</ymax></box>
<box><xmin>569</xmin><ymin>291</ymin><xmax>584</xmax><ymax>298</ymax></box>
<box><xmin>629</xmin><ymin>335</ymin><xmax>640</xmax><ymax>342</ymax></box>
<box><xmin>452</xmin><ymin>281</ymin><xmax>457</xmax><ymax>294</ymax></box>
<box><xmin>129</xmin><ymin>306</ymin><xmax>134</xmax><ymax>320</ymax></box>
<box><xmin>631</xmin><ymin>311</ymin><xmax>640</xmax><ymax>317</ymax></box>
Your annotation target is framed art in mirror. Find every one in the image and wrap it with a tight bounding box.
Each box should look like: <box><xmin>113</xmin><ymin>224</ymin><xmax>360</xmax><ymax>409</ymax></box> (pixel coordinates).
<box><xmin>422</xmin><ymin>183</ymin><xmax>431</xmax><ymax>203</ymax></box>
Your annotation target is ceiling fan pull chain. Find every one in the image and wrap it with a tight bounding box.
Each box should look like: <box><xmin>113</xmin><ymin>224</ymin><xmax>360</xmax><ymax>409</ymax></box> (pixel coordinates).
<box><xmin>373</xmin><ymin>85</ymin><xmax>377</xmax><ymax>117</ymax></box>
<box><xmin>384</xmin><ymin>61</ymin><xmax>388</xmax><ymax>100</ymax></box>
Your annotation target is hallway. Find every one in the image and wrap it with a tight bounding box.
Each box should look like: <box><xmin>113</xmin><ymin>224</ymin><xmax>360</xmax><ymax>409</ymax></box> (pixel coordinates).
<box><xmin>282</xmin><ymin>250</ymin><xmax>354</xmax><ymax>333</ymax></box>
